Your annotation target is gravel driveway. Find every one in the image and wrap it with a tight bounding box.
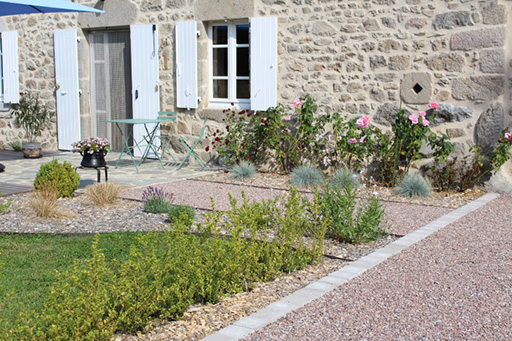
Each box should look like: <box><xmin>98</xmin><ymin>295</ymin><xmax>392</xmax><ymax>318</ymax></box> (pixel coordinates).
<box><xmin>242</xmin><ymin>194</ymin><xmax>512</xmax><ymax>340</ymax></box>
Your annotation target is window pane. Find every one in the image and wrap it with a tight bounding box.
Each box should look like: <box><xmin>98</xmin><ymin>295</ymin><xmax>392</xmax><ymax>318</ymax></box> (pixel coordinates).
<box><xmin>213</xmin><ymin>80</ymin><xmax>228</xmax><ymax>99</ymax></box>
<box><xmin>237</xmin><ymin>80</ymin><xmax>250</xmax><ymax>99</ymax></box>
<box><xmin>213</xmin><ymin>48</ymin><xmax>228</xmax><ymax>76</ymax></box>
<box><xmin>236</xmin><ymin>24</ymin><xmax>249</xmax><ymax>44</ymax></box>
<box><xmin>237</xmin><ymin>47</ymin><xmax>249</xmax><ymax>77</ymax></box>
<box><xmin>212</xmin><ymin>25</ymin><xmax>228</xmax><ymax>45</ymax></box>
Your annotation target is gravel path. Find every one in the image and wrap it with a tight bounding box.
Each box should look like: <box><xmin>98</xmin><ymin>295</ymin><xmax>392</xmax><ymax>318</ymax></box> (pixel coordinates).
<box><xmin>243</xmin><ymin>194</ymin><xmax>512</xmax><ymax>340</ymax></box>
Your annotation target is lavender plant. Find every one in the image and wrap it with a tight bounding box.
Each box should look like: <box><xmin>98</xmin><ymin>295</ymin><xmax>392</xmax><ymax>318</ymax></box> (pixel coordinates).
<box><xmin>142</xmin><ymin>186</ymin><xmax>174</xmax><ymax>214</ymax></box>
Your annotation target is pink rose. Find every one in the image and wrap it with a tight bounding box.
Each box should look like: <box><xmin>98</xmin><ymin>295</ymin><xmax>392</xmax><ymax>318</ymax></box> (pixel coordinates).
<box><xmin>359</xmin><ymin>136</ymin><xmax>365</xmax><ymax>143</ymax></box>
<box><xmin>418</xmin><ymin>111</ymin><xmax>426</xmax><ymax>118</ymax></box>
<box><xmin>293</xmin><ymin>98</ymin><xmax>303</xmax><ymax>107</ymax></box>
<box><xmin>429</xmin><ymin>102</ymin><xmax>438</xmax><ymax>110</ymax></box>
<box><xmin>283</xmin><ymin>116</ymin><xmax>291</xmax><ymax>121</ymax></box>
<box><xmin>356</xmin><ymin>116</ymin><xmax>370</xmax><ymax>129</ymax></box>
<box><xmin>422</xmin><ymin>119</ymin><xmax>430</xmax><ymax>126</ymax></box>
<box><xmin>409</xmin><ymin>114</ymin><xmax>419</xmax><ymax>124</ymax></box>
<box><xmin>348</xmin><ymin>138</ymin><xmax>357</xmax><ymax>144</ymax></box>
<box><xmin>505</xmin><ymin>132</ymin><xmax>512</xmax><ymax>140</ymax></box>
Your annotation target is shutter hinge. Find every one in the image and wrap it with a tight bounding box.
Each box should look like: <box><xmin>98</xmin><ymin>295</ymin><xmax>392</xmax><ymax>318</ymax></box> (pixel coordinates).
<box><xmin>196</xmin><ymin>31</ymin><xmax>200</xmax><ymax>37</ymax></box>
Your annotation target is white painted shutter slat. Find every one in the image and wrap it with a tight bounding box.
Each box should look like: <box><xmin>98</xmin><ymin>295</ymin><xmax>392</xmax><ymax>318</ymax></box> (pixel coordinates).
<box><xmin>2</xmin><ymin>31</ymin><xmax>19</xmax><ymax>103</ymax></box>
<box><xmin>176</xmin><ymin>21</ymin><xmax>198</xmax><ymax>109</ymax></box>
<box><xmin>130</xmin><ymin>24</ymin><xmax>160</xmax><ymax>156</ymax></box>
<box><xmin>54</xmin><ymin>29</ymin><xmax>80</xmax><ymax>150</ymax></box>
<box><xmin>250</xmin><ymin>17</ymin><xmax>277</xmax><ymax>111</ymax></box>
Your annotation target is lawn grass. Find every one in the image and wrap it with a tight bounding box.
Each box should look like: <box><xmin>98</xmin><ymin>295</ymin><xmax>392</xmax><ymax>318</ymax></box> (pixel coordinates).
<box><xmin>0</xmin><ymin>232</ymin><xmax>142</xmax><ymax>327</ymax></box>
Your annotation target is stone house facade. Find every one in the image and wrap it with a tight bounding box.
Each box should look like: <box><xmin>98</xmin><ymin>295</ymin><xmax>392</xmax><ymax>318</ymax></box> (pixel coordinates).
<box><xmin>0</xmin><ymin>0</ymin><xmax>511</xmax><ymax>187</ymax></box>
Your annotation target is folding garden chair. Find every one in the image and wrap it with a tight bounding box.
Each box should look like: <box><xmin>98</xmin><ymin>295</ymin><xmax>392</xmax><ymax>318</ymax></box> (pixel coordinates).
<box><xmin>155</xmin><ymin>111</ymin><xmax>178</xmax><ymax>163</ymax></box>
<box><xmin>176</xmin><ymin>116</ymin><xmax>208</xmax><ymax>170</ymax></box>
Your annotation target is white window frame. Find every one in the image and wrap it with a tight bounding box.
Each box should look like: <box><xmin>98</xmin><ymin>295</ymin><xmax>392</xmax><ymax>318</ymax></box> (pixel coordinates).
<box><xmin>208</xmin><ymin>21</ymin><xmax>250</xmax><ymax>110</ymax></box>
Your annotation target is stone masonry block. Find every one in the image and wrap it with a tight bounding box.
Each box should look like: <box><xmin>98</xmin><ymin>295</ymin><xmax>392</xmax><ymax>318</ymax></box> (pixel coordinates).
<box><xmin>424</xmin><ymin>52</ymin><xmax>464</xmax><ymax>72</ymax></box>
<box><xmin>451</xmin><ymin>27</ymin><xmax>505</xmax><ymax>51</ymax></box>
<box><xmin>433</xmin><ymin>11</ymin><xmax>473</xmax><ymax>30</ymax></box>
<box><xmin>452</xmin><ymin>76</ymin><xmax>504</xmax><ymax>101</ymax></box>
<box><xmin>482</xmin><ymin>3</ymin><xmax>507</xmax><ymax>25</ymax></box>
<box><xmin>479</xmin><ymin>49</ymin><xmax>505</xmax><ymax>74</ymax></box>
<box><xmin>401</xmin><ymin>72</ymin><xmax>432</xmax><ymax>105</ymax></box>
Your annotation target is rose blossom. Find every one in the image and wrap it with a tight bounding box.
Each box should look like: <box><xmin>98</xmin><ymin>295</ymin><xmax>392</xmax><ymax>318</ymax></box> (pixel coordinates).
<box><xmin>293</xmin><ymin>98</ymin><xmax>303</xmax><ymax>107</ymax></box>
<box><xmin>359</xmin><ymin>136</ymin><xmax>365</xmax><ymax>143</ymax></box>
<box><xmin>505</xmin><ymin>132</ymin><xmax>512</xmax><ymax>140</ymax></box>
<box><xmin>356</xmin><ymin>116</ymin><xmax>370</xmax><ymax>129</ymax></box>
<box><xmin>348</xmin><ymin>138</ymin><xmax>357</xmax><ymax>144</ymax></box>
<box><xmin>418</xmin><ymin>111</ymin><xmax>426</xmax><ymax>117</ymax></box>
<box><xmin>409</xmin><ymin>114</ymin><xmax>419</xmax><ymax>124</ymax></box>
<box><xmin>429</xmin><ymin>102</ymin><xmax>438</xmax><ymax>110</ymax></box>
<box><xmin>283</xmin><ymin>116</ymin><xmax>291</xmax><ymax>121</ymax></box>
<box><xmin>422</xmin><ymin>119</ymin><xmax>430</xmax><ymax>126</ymax></box>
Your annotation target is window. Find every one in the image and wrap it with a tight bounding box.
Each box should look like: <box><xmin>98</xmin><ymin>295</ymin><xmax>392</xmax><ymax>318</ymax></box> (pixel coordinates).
<box><xmin>209</xmin><ymin>22</ymin><xmax>250</xmax><ymax>108</ymax></box>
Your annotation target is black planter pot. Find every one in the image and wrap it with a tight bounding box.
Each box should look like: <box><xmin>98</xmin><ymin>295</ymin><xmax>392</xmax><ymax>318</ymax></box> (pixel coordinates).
<box><xmin>80</xmin><ymin>151</ymin><xmax>107</xmax><ymax>168</ymax></box>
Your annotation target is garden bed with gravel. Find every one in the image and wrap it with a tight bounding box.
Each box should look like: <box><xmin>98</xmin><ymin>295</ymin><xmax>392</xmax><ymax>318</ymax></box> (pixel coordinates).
<box><xmin>0</xmin><ymin>172</ymin><xmax>485</xmax><ymax>340</ymax></box>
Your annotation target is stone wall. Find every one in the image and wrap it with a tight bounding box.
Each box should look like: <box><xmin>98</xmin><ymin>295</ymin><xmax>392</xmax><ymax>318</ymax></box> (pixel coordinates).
<box><xmin>0</xmin><ymin>0</ymin><xmax>511</xmax><ymax>181</ymax></box>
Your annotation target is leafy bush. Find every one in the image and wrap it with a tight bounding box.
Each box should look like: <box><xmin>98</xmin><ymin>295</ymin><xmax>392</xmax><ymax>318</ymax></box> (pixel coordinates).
<box><xmin>33</xmin><ymin>159</ymin><xmax>80</xmax><ymax>198</ymax></box>
<box><xmin>290</xmin><ymin>164</ymin><xmax>323</xmax><ymax>187</ymax></box>
<box><xmin>330</xmin><ymin>168</ymin><xmax>359</xmax><ymax>189</ymax></box>
<box><xmin>84</xmin><ymin>182</ymin><xmax>121</xmax><ymax>205</ymax></box>
<box><xmin>167</xmin><ymin>205</ymin><xmax>195</xmax><ymax>226</ymax></box>
<box><xmin>10</xmin><ymin>92</ymin><xmax>55</xmax><ymax>143</ymax></box>
<box><xmin>395</xmin><ymin>173</ymin><xmax>432</xmax><ymax>198</ymax></box>
<box><xmin>28</xmin><ymin>184</ymin><xmax>75</xmax><ymax>218</ymax></box>
<box><xmin>317</xmin><ymin>182</ymin><xmax>386</xmax><ymax>244</ymax></box>
<box><xmin>0</xmin><ymin>191</ymin><xmax>12</xmax><ymax>214</ymax></box>
<box><xmin>142</xmin><ymin>186</ymin><xmax>174</xmax><ymax>213</ymax></box>
<box><xmin>230</xmin><ymin>161</ymin><xmax>257</xmax><ymax>180</ymax></box>
<box><xmin>1</xmin><ymin>190</ymin><xmax>328</xmax><ymax>339</ymax></box>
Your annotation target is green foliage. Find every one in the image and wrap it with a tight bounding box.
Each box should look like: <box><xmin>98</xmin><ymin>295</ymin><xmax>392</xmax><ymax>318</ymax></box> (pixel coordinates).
<box><xmin>33</xmin><ymin>159</ymin><xmax>80</xmax><ymax>198</ymax></box>
<box><xmin>290</xmin><ymin>164</ymin><xmax>324</xmax><ymax>187</ymax></box>
<box><xmin>395</xmin><ymin>173</ymin><xmax>432</xmax><ymax>198</ymax></box>
<box><xmin>0</xmin><ymin>190</ymin><xmax>328</xmax><ymax>339</ymax></box>
<box><xmin>230</xmin><ymin>161</ymin><xmax>257</xmax><ymax>180</ymax></box>
<box><xmin>0</xmin><ymin>191</ymin><xmax>12</xmax><ymax>214</ymax></box>
<box><xmin>10</xmin><ymin>92</ymin><xmax>55</xmax><ymax>142</ymax></box>
<box><xmin>330</xmin><ymin>168</ymin><xmax>359</xmax><ymax>189</ymax></box>
<box><xmin>142</xmin><ymin>186</ymin><xmax>174</xmax><ymax>214</ymax></box>
<box><xmin>167</xmin><ymin>205</ymin><xmax>196</xmax><ymax>227</ymax></box>
<box><xmin>7</xmin><ymin>140</ymin><xmax>23</xmax><ymax>152</ymax></box>
<box><xmin>317</xmin><ymin>182</ymin><xmax>386</xmax><ymax>244</ymax></box>
<box><xmin>430</xmin><ymin>158</ymin><xmax>458</xmax><ymax>191</ymax></box>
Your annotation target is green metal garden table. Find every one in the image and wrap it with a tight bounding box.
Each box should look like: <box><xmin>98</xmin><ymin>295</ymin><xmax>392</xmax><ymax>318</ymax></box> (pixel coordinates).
<box><xmin>106</xmin><ymin>118</ymin><xmax>166</xmax><ymax>172</ymax></box>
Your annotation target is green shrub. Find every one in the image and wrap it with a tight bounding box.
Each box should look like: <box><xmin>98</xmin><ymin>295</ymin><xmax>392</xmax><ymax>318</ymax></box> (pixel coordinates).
<box><xmin>167</xmin><ymin>205</ymin><xmax>195</xmax><ymax>226</ymax></box>
<box><xmin>0</xmin><ymin>191</ymin><xmax>12</xmax><ymax>213</ymax></box>
<box><xmin>318</xmin><ymin>182</ymin><xmax>386</xmax><ymax>244</ymax></box>
<box><xmin>395</xmin><ymin>173</ymin><xmax>432</xmax><ymax>198</ymax></box>
<box><xmin>290</xmin><ymin>165</ymin><xmax>323</xmax><ymax>187</ymax></box>
<box><xmin>33</xmin><ymin>159</ymin><xmax>80</xmax><ymax>198</ymax></box>
<box><xmin>330</xmin><ymin>168</ymin><xmax>359</xmax><ymax>189</ymax></box>
<box><xmin>230</xmin><ymin>161</ymin><xmax>257</xmax><ymax>180</ymax></box>
<box><xmin>142</xmin><ymin>186</ymin><xmax>173</xmax><ymax>213</ymax></box>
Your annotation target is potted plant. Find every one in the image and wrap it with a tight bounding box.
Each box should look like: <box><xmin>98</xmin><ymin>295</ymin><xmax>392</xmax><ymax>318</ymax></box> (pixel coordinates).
<box><xmin>10</xmin><ymin>92</ymin><xmax>55</xmax><ymax>158</ymax></box>
<box><xmin>71</xmin><ymin>137</ymin><xmax>111</xmax><ymax>168</ymax></box>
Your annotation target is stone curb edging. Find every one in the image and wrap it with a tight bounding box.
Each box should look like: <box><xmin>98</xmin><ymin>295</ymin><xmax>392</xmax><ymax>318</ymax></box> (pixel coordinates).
<box><xmin>201</xmin><ymin>192</ymin><xmax>500</xmax><ymax>341</ymax></box>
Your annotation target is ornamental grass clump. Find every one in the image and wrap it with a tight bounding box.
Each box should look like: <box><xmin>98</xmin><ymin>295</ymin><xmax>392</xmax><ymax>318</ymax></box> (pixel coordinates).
<box><xmin>395</xmin><ymin>173</ymin><xmax>432</xmax><ymax>198</ymax></box>
<box><xmin>142</xmin><ymin>186</ymin><xmax>174</xmax><ymax>214</ymax></box>
<box><xmin>330</xmin><ymin>168</ymin><xmax>359</xmax><ymax>189</ymax></box>
<box><xmin>230</xmin><ymin>161</ymin><xmax>257</xmax><ymax>180</ymax></box>
<box><xmin>84</xmin><ymin>182</ymin><xmax>121</xmax><ymax>206</ymax></box>
<box><xmin>290</xmin><ymin>164</ymin><xmax>323</xmax><ymax>187</ymax></box>
<box><xmin>28</xmin><ymin>184</ymin><xmax>75</xmax><ymax>219</ymax></box>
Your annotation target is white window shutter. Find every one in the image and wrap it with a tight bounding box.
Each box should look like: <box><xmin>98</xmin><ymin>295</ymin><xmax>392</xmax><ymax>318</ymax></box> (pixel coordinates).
<box><xmin>176</xmin><ymin>21</ymin><xmax>198</xmax><ymax>110</ymax></box>
<box><xmin>1</xmin><ymin>31</ymin><xmax>19</xmax><ymax>103</ymax></box>
<box><xmin>250</xmin><ymin>17</ymin><xmax>277</xmax><ymax>111</ymax></box>
<box><xmin>54</xmin><ymin>29</ymin><xmax>80</xmax><ymax>150</ymax></box>
<box><xmin>130</xmin><ymin>24</ymin><xmax>160</xmax><ymax>156</ymax></box>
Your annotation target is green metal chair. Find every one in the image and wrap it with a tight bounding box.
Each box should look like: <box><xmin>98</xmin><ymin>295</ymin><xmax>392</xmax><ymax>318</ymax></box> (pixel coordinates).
<box><xmin>155</xmin><ymin>111</ymin><xmax>178</xmax><ymax>163</ymax></box>
<box><xmin>176</xmin><ymin>116</ymin><xmax>208</xmax><ymax>170</ymax></box>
